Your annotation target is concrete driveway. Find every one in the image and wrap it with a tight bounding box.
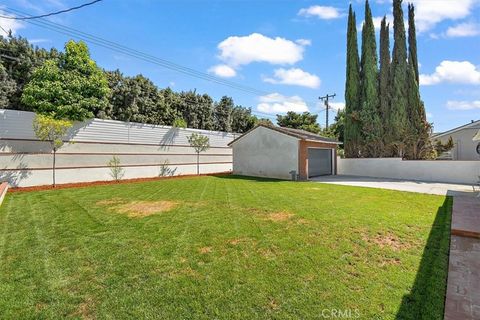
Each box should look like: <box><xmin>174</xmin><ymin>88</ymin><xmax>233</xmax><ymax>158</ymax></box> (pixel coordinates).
<box><xmin>311</xmin><ymin>175</ymin><xmax>477</xmax><ymax>196</ymax></box>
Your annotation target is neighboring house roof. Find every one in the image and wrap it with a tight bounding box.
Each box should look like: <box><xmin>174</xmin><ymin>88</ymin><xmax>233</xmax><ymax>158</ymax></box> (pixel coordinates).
<box><xmin>228</xmin><ymin>124</ymin><xmax>341</xmax><ymax>146</ymax></box>
<box><xmin>433</xmin><ymin>120</ymin><xmax>480</xmax><ymax>139</ymax></box>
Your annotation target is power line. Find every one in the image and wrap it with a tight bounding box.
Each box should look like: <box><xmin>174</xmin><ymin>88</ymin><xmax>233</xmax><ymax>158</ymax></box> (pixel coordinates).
<box><xmin>0</xmin><ymin>25</ymin><xmax>9</xmax><ymax>35</ymax></box>
<box><xmin>1</xmin><ymin>7</ymin><xmax>269</xmax><ymax>96</ymax></box>
<box><xmin>0</xmin><ymin>0</ymin><xmax>103</xmax><ymax>20</ymax></box>
<box><xmin>1</xmin><ymin>6</ymin><xmax>328</xmax><ymax>121</ymax></box>
<box><xmin>2</xmin><ymin>7</ymin><xmax>323</xmax><ymax>110</ymax></box>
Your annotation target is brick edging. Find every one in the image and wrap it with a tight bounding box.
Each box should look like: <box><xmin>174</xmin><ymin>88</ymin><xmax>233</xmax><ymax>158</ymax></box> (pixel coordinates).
<box><xmin>0</xmin><ymin>182</ymin><xmax>9</xmax><ymax>207</ymax></box>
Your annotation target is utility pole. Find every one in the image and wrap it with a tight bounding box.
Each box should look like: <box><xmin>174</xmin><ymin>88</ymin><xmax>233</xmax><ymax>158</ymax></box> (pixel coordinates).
<box><xmin>319</xmin><ymin>93</ymin><xmax>336</xmax><ymax>128</ymax></box>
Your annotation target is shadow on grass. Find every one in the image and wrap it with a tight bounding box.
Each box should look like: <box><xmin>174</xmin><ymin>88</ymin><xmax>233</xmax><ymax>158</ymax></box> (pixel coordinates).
<box><xmin>395</xmin><ymin>196</ymin><xmax>452</xmax><ymax>320</ymax></box>
<box><xmin>214</xmin><ymin>174</ymin><xmax>288</xmax><ymax>183</ymax></box>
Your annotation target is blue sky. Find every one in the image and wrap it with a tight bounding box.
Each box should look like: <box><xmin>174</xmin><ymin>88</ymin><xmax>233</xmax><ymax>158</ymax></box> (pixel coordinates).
<box><xmin>1</xmin><ymin>0</ymin><xmax>479</xmax><ymax>132</ymax></box>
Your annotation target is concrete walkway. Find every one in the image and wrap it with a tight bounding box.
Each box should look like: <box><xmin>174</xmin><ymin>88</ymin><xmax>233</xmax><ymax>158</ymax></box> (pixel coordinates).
<box><xmin>311</xmin><ymin>175</ymin><xmax>476</xmax><ymax>196</ymax></box>
<box><xmin>445</xmin><ymin>196</ymin><xmax>480</xmax><ymax>320</ymax></box>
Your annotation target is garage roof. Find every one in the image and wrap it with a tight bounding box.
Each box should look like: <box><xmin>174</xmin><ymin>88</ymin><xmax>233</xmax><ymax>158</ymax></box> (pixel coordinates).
<box><xmin>228</xmin><ymin>124</ymin><xmax>341</xmax><ymax>146</ymax></box>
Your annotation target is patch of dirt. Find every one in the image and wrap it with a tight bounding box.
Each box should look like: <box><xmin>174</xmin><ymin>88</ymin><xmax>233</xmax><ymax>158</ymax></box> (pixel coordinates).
<box><xmin>71</xmin><ymin>297</ymin><xmax>95</xmax><ymax>320</ymax></box>
<box><xmin>258</xmin><ymin>245</ymin><xmax>279</xmax><ymax>259</ymax></box>
<box><xmin>227</xmin><ymin>237</ymin><xmax>255</xmax><ymax>246</ymax></box>
<box><xmin>198</xmin><ymin>246</ymin><xmax>212</xmax><ymax>254</ymax></box>
<box><xmin>35</xmin><ymin>302</ymin><xmax>47</xmax><ymax>312</ymax></box>
<box><xmin>380</xmin><ymin>257</ymin><xmax>402</xmax><ymax>266</ymax></box>
<box><xmin>115</xmin><ymin>200</ymin><xmax>178</xmax><ymax>217</ymax></box>
<box><xmin>296</xmin><ymin>218</ymin><xmax>310</xmax><ymax>225</ymax></box>
<box><xmin>264</xmin><ymin>211</ymin><xmax>294</xmax><ymax>222</ymax></box>
<box><xmin>228</xmin><ymin>238</ymin><xmax>244</xmax><ymax>245</ymax></box>
<box><xmin>168</xmin><ymin>267</ymin><xmax>199</xmax><ymax>278</ymax></box>
<box><xmin>266</xmin><ymin>298</ymin><xmax>280</xmax><ymax>311</ymax></box>
<box><xmin>95</xmin><ymin>198</ymin><xmax>125</xmax><ymax>206</ymax></box>
<box><xmin>363</xmin><ymin>232</ymin><xmax>411</xmax><ymax>251</ymax></box>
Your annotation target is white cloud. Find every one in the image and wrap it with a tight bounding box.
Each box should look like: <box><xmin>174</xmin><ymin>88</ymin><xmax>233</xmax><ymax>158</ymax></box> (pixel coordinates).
<box><xmin>419</xmin><ymin>61</ymin><xmax>480</xmax><ymax>85</ymax></box>
<box><xmin>208</xmin><ymin>64</ymin><xmax>237</xmax><ymax>78</ymax></box>
<box><xmin>216</xmin><ymin>33</ymin><xmax>307</xmax><ymax>68</ymax></box>
<box><xmin>329</xmin><ymin>102</ymin><xmax>345</xmax><ymax>111</ymax></box>
<box><xmin>257</xmin><ymin>93</ymin><xmax>309</xmax><ymax>114</ymax></box>
<box><xmin>0</xmin><ymin>10</ymin><xmax>24</xmax><ymax>36</ymax></box>
<box><xmin>263</xmin><ymin>68</ymin><xmax>321</xmax><ymax>89</ymax></box>
<box><xmin>298</xmin><ymin>6</ymin><xmax>343</xmax><ymax>20</ymax></box>
<box><xmin>295</xmin><ymin>38</ymin><xmax>311</xmax><ymax>46</ymax></box>
<box><xmin>445</xmin><ymin>22</ymin><xmax>480</xmax><ymax>37</ymax></box>
<box><xmin>446</xmin><ymin>100</ymin><xmax>480</xmax><ymax>110</ymax></box>
<box><xmin>409</xmin><ymin>0</ymin><xmax>477</xmax><ymax>32</ymax></box>
<box><xmin>426</xmin><ymin>112</ymin><xmax>433</xmax><ymax>119</ymax></box>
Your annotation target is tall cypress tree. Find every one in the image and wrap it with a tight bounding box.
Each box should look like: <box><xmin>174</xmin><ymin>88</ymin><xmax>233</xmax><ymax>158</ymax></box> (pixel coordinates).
<box><xmin>405</xmin><ymin>3</ymin><xmax>434</xmax><ymax>159</ymax></box>
<box><xmin>389</xmin><ymin>0</ymin><xmax>408</xmax><ymax>156</ymax></box>
<box><xmin>408</xmin><ymin>4</ymin><xmax>419</xmax><ymax>84</ymax></box>
<box><xmin>359</xmin><ymin>0</ymin><xmax>383</xmax><ymax>157</ymax></box>
<box><xmin>379</xmin><ymin>17</ymin><xmax>391</xmax><ymax>155</ymax></box>
<box><xmin>344</xmin><ymin>5</ymin><xmax>362</xmax><ymax>158</ymax></box>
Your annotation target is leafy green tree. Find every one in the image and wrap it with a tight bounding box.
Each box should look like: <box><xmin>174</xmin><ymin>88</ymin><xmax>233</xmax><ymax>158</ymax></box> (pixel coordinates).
<box><xmin>359</xmin><ymin>0</ymin><xmax>383</xmax><ymax>157</ymax></box>
<box><xmin>276</xmin><ymin>111</ymin><xmax>321</xmax><ymax>134</ymax></box>
<box><xmin>389</xmin><ymin>0</ymin><xmax>409</xmax><ymax>156</ymax></box>
<box><xmin>255</xmin><ymin>118</ymin><xmax>274</xmax><ymax>127</ymax></box>
<box><xmin>0</xmin><ymin>64</ymin><xmax>16</xmax><ymax>108</ymax></box>
<box><xmin>195</xmin><ymin>94</ymin><xmax>215</xmax><ymax>130</ymax></box>
<box><xmin>231</xmin><ymin>106</ymin><xmax>256</xmax><ymax>133</ymax></box>
<box><xmin>160</xmin><ymin>87</ymin><xmax>183</xmax><ymax>126</ymax></box>
<box><xmin>32</xmin><ymin>114</ymin><xmax>72</xmax><ymax>187</ymax></box>
<box><xmin>434</xmin><ymin>136</ymin><xmax>454</xmax><ymax>156</ymax></box>
<box><xmin>178</xmin><ymin>90</ymin><xmax>215</xmax><ymax>130</ymax></box>
<box><xmin>0</xmin><ymin>35</ymin><xmax>60</xmax><ymax>110</ymax></box>
<box><xmin>331</xmin><ymin>109</ymin><xmax>345</xmax><ymax>147</ymax></box>
<box><xmin>344</xmin><ymin>5</ymin><xmax>362</xmax><ymax>158</ymax></box>
<box><xmin>187</xmin><ymin>133</ymin><xmax>210</xmax><ymax>175</ymax></box>
<box><xmin>172</xmin><ymin>118</ymin><xmax>187</xmax><ymax>128</ymax></box>
<box><xmin>214</xmin><ymin>96</ymin><xmax>233</xmax><ymax>132</ymax></box>
<box><xmin>21</xmin><ymin>40</ymin><xmax>110</xmax><ymax>121</ymax></box>
<box><xmin>379</xmin><ymin>16</ymin><xmax>391</xmax><ymax>154</ymax></box>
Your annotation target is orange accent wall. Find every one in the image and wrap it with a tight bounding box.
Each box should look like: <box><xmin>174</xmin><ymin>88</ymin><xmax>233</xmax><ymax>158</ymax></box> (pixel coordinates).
<box><xmin>298</xmin><ymin>140</ymin><xmax>337</xmax><ymax>180</ymax></box>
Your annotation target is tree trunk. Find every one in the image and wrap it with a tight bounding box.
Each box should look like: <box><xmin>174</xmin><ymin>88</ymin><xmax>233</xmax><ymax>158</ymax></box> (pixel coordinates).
<box><xmin>197</xmin><ymin>152</ymin><xmax>200</xmax><ymax>175</ymax></box>
<box><xmin>53</xmin><ymin>148</ymin><xmax>56</xmax><ymax>188</ymax></box>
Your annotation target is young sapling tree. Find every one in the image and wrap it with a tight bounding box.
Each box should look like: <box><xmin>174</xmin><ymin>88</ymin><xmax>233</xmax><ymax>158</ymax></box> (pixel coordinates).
<box><xmin>33</xmin><ymin>114</ymin><xmax>72</xmax><ymax>187</ymax></box>
<box><xmin>187</xmin><ymin>133</ymin><xmax>210</xmax><ymax>175</ymax></box>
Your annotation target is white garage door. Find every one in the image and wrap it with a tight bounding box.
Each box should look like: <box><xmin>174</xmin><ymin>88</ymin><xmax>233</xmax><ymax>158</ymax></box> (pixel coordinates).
<box><xmin>308</xmin><ymin>148</ymin><xmax>332</xmax><ymax>178</ymax></box>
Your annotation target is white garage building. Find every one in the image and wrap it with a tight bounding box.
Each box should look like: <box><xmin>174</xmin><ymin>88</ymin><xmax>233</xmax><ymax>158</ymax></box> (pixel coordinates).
<box><xmin>228</xmin><ymin>125</ymin><xmax>341</xmax><ymax>180</ymax></box>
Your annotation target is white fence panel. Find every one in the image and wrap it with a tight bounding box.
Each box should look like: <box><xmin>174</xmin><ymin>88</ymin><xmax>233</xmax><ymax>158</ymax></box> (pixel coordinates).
<box><xmin>0</xmin><ymin>109</ymin><xmax>235</xmax><ymax>187</ymax></box>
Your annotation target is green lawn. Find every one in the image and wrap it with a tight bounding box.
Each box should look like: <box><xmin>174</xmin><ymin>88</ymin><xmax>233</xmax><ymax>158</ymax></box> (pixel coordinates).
<box><xmin>0</xmin><ymin>175</ymin><xmax>451</xmax><ymax>319</ymax></box>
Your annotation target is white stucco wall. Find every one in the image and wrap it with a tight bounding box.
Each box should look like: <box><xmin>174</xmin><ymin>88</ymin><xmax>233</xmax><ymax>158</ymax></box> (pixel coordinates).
<box><xmin>434</xmin><ymin>124</ymin><xmax>480</xmax><ymax>161</ymax></box>
<box><xmin>232</xmin><ymin>126</ymin><xmax>299</xmax><ymax>180</ymax></box>
<box><xmin>338</xmin><ymin>157</ymin><xmax>479</xmax><ymax>184</ymax></box>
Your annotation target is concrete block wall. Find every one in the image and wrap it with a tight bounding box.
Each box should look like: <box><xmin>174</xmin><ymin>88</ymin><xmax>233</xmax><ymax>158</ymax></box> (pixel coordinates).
<box><xmin>338</xmin><ymin>157</ymin><xmax>479</xmax><ymax>185</ymax></box>
<box><xmin>0</xmin><ymin>109</ymin><xmax>236</xmax><ymax>187</ymax></box>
